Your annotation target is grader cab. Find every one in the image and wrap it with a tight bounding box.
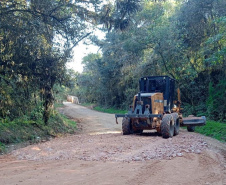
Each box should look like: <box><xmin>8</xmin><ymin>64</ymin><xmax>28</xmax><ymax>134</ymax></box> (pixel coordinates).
<box><xmin>115</xmin><ymin>76</ymin><xmax>206</xmax><ymax>138</ymax></box>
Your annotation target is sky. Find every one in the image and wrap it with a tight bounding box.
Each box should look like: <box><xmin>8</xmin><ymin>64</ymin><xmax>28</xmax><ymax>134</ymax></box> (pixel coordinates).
<box><xmin>66</xmin><ymin>0</ymin><xmax>111</xmax><ymax>73</ymax></box>
<box><xmin>67</xmin><ymin>42</ymin><xmax>100</xmax><ymax>73</ymax></box>
<box><xmin>67</xmin><ymin>30</ymin><xmax>105</xmax><ymax>73</ymax></box>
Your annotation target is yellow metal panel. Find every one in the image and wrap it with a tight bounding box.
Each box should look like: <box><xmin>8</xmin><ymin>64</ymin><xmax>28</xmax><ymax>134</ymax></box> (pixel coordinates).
<box><xmin>151</xmin><ymin>93</ymin><xmax>164</xmax><ymax>114</ymax></box>
<box><xmin>132</xmin><ymin>95</ymin><xmax>137</xmax><ymax>111</ymax></box>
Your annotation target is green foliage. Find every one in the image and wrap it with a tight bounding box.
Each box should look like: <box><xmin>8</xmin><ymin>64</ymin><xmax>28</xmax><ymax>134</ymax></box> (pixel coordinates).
<box><xmin>0</xmin><ymin>110</ymin><xmax>76</xmax><ymax>152</ymax></box>
<box><xmin>54</xmin><ymin>103</ymin><xmax>65</xmax><ymax>109</ymax></box>
<box><xmin>0</xmin><ymin>0</ymin><xmax>102</xmax><ymax>124</ymax></box>
<box><xmin>58</xmin><ymin>114</ymin><xmax>76</xmax><ymax>127</ymax></box>
<box><xmin>0</xmin><ymin>142</ymin><xmax>5</xmax><ymax>153</ymax></box>
<box><xmin>81</xmin><ymin>103</ymin><xmax>95</xmax><ymax>107</ymax></box>
<box><xmin>53</xmin><ymin>85</ymin><xmax>68</xmax><ymax>104</ymax></box>
<box><xmin>207</xmin><ymin>80</ymin><xmax>226</xmax><ymax>121</ymax></box>
<box><xmin>0</xmin><ymin>118</ymin><xmax>42</xmax><ymax>144</ymax></box>
<box><xmin>100</xmin><ymin>0</ymin><xmax>141</xmax><ymax>31</ymax></box>
<box><xmin>94</xmin><ymin>106</ymin><xmax>127</xmax><ymax>114</ymax></box>
<box><xmin>47</xmin><ymin>112</ymin><xmax>76</xmax><ymax>136</ymax></box>
<box><xmin>195</xmin><ymin>121</ymin><xmax>226</xmax><ymax>142</ymax></box>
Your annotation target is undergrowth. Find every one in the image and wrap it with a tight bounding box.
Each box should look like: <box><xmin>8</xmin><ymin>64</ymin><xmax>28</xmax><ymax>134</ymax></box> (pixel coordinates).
<box><xmin>54</xmin><ymin>102</ymin><xmax>65</xmax><ymax>108</ymax></box>
<box><xmin>81</xmin><ymin>103</ymin><xmax>94</xmax><ymax>107</ymax></box>
<box><xmin>195</xmin><ymin>120</ymin><xmax>226</xmax><ymax>142</ymax></box>
<box><xmin>81</xmin><ymin>103</ymin><xmax>127</xmax><ymax>114</ymax></box>
<box><xmin>0</xmin><ymin>142</ymin><xmax>5</xmax><ymax>153</ymax></box>
<box><xmin>0</xmin><ymin>106</ymin><xmax>76</xmax><ymax>153</ymax></box>
<box><xmin>94</xmin><ymin>106</ymin><xmax>128</xmax><ymax>114</ymax></box>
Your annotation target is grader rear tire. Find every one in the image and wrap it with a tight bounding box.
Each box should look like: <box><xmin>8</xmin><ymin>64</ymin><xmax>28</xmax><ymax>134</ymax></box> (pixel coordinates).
<box><xmin>134</xmin><ymin>129</ymin><xmax>143</xmax><ymax>134</ymax></box>
<box><xmin>161</xmin><ymin>114</ymin><xmax>174</xmax><ymax>138</ymax></box>
<box><xmin>187</xmin><ymin>125</ymin><xmax>195</xmax><ymax>132</ymax></box>
<box><xmin>172</xmin><ymin>113</ymin><xmax>180</xmax><ymax>136</ymax></box>
<box><xmin>122</xmin><ymin>117</ymin><xmax>133</xmax><ymax>135</ymax></box>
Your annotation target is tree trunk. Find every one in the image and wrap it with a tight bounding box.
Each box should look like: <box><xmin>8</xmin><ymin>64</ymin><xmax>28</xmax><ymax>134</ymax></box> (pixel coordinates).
<box><xmin>43</xmin><ymin>86</ymin><xmax>54</xmax><ymax>125</ymax></box>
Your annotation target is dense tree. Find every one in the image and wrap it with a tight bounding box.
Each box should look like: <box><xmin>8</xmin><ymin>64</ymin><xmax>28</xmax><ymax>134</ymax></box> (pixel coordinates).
<box><xmin>0</xmin><ymin>0</ymin><xmax>101</xmax><ymax>123</ymax></box>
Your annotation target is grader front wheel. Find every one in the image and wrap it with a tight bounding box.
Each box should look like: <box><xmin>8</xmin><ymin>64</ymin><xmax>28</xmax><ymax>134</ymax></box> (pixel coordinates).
<box><xmin>161</xmin><ymin>114</ymin><xmax>174</xmax><ymax>138</ymax></box>
<box><xmin>122</xmin><ymin>117</ymin><xmax>133</xmax><ymax>135</ymax></box>
<box><xmin>172</xmin><ymin>113</ymin><xmax>180</xmax><ymax>136</ymax></box>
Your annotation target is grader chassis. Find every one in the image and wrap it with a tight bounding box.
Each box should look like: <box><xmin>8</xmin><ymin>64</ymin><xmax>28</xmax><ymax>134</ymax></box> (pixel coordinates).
<box><xmin>115</xmin><ymin>76</ymin><xmax>206</xmax><ymax>138</ymax></box>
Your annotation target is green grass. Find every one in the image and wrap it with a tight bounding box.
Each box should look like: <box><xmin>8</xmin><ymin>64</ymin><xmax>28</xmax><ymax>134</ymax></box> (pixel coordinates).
<box><xmin>81</xmin><ymin>103</ymin><xmax>95</xmax><ymax>107</ymax></box>
<box><xmin>0</xmin><ymin>111</ymin><xmax>77</xmax><ymax>153</ymax></box>
<box><xmin>93</xmin><ymin>106</ymin><xmax>127</xmax><ymax>114</ymax></box>
<box><xmin>54</xmin><ymin>102</ymin><xmax>65</xmax><ymax>108</ymax></box>
<box><xmin>81</xmin><ymin>103</ymin><xmax>127</xmax><ymax>114</ymax></box>
<box><xmin>0</xmin><ymin>142</ymin><xmax>5</xmax><ymax>153</ymax></box>
<box><xmin>195</xmin><ymin>120</ymin><xmax>226</xmax><ymax>142</ymax></box>
<box><xmin>58</xmin><ymin>114</ymin><xmax>76</xmax><ymax>127</ymax></box>
<box><xmin>47</xmin><ymin>112</ymin><xmax>77</xmax><ymax>136</ymax></box>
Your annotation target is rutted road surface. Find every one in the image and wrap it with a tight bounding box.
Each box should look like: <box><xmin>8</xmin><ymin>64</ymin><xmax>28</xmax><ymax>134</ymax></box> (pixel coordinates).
<box><xmin>0</xmin><ymin>102</ymin><xmax>225</xmax><ymax>185</ymax></box>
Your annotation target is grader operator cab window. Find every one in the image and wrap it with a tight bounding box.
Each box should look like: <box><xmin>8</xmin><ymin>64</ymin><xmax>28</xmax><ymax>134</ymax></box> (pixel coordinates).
<box><xmin>139</xmin><ymin>76</ymin><xmax>175</xmax><ymax>112</ymax></box>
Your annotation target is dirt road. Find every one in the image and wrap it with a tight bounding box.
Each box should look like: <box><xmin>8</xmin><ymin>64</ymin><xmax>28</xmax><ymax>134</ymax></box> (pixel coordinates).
<box><xmin>0</xmin><ymin>102</ymin><xmax>225</xmax><ymax>185</ymax></box>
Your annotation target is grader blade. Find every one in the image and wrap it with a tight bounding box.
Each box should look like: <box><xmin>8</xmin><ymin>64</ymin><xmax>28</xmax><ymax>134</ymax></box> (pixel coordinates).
<box><xmin>182</xmin><ymin>116</ymin><xmax>206</xmax><ymax>126</ymax></box>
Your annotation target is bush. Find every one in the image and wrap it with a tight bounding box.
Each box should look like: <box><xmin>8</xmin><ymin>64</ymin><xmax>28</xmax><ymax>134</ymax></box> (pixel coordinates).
<box><xmin>0</xmin><ymin>109</ymin><xmax>76</xmax><ymax>153</ymax></box>
<box><xmin>195</xmin><ymin>120</ymin><xmax>226</xmax><ymax>142</ymax></box>
<box><xmin>207</xmin><ymin>80</ymin><xmax>226</xmax><ymax>122</ymax></box>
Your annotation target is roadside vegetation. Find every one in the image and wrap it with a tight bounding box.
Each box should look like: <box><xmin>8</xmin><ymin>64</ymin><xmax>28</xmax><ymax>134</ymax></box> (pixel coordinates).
<box><xmin>94</xmin><ymin>106</ymin><xmax>127</xmax><ymax>114</ymax></box>
<box><xmin>195</xmin><ymin>121</ymin><xmax>226</xmax><ymax>142</ymax></box>
<box><xmin>81</xmin><ymin>103</ymin><xmax>127</xmax><ymax>114</ymax></box>
<box><xmin>0</xmin><ymin>109</ymin><xmax>76</xmax><ymax>153</ymax></box>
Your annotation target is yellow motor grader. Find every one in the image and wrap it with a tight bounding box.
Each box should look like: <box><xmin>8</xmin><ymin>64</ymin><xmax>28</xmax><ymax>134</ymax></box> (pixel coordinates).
<box><xmin>115</xmin><ymin>76</ymin><xmax>206</xmax><ymax>138</ymax></box>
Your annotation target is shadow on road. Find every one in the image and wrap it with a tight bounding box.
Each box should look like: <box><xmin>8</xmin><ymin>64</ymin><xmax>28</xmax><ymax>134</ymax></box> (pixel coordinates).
<box><xmin>132</xmin><ymin>131</ymin><xmax>161</xmax><ymax>137</ymax></box>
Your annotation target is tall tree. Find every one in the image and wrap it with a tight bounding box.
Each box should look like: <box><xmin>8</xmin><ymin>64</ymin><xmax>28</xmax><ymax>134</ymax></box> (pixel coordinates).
<box><xmin>0</xmin><ymin>0</ymin><xmax>101</xmax><ymax>123</ymax></box>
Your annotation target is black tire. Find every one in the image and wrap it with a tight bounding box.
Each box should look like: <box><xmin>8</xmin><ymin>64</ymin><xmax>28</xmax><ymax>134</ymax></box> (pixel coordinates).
<box><xmin>172</xmin><ymin>113</ymin><xmax>180</xmax><ymax>136</ymax></box>
<box><xmin>187</xmin><ymin>125</ymin><xmax>195</xmax><ymax>132</ymax></box>
<box><xmin>161</xmin><ymin>114</ymin><xmax>174</xmax><ymax>138</ymax></box>
<box><xmin>122</xmin><ymin>117</ymin><xmax>133</xmax><ymax>135</ymax></box>
<box><xmin>134</xmin><ymin>129</ymin><xmax>143</xmax><ymax>134</ymax></box>
<box><xmin>157</xmin><ymin>132</ymin><xmax>162</xmax><ymax>136</ymax></box>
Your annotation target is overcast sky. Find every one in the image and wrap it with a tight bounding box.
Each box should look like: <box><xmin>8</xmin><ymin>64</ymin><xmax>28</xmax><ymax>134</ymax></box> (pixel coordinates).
<box><xmin>67</xmin><ymin>29</ymin><xmax>105</xmax><ymax>73</ymax></box>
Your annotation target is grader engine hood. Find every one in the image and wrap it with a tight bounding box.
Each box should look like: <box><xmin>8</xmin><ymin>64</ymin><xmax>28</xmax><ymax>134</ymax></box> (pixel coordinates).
<box><xmin>133</xmin><ymin>93</ymin><xmax>164</xmax><ymax>115</ymax></box>
<box><xmin>115</xmin><ymin>92</ymin><xmax>164</xmax><ymax>122</ymax></box>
